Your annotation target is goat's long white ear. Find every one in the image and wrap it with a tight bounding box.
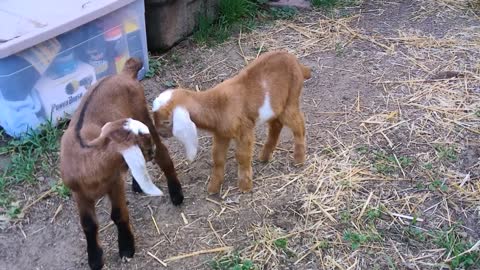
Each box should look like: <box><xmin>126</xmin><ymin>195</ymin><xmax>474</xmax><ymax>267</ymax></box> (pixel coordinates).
<box><xmin>172</xmin><ymin>107</ymin><xmax>198</xmax><ymax>162</ymax></box>
<box><xmin>121</xmin><ymin>145</ymin><xmax>164</xmax><ymax>196</ymax></box>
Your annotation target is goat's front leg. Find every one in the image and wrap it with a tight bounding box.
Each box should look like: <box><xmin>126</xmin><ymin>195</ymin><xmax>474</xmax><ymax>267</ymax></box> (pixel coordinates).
<box><xmin>75</xmin><ymin>193</ymin><xmax>103</xmax><ymax>270</ymax></box>
<box><xmin>235</xmin><ymin>129</ymin><xmax>254</xmax><ymax>192</ymax></box>
<box><xmin>108</xmin><ymin>173</ymin><xmax>135</xmax><ymax>260</ymax></box>
<box><xmin>139</xmin><ymin>108</ymin><xmax>184</xmax><ymax>205</ymax></box>
<box><xmin>207</xmin><ymin>135</ymin><xmax>230</xmax><ymax>194</ymax></box>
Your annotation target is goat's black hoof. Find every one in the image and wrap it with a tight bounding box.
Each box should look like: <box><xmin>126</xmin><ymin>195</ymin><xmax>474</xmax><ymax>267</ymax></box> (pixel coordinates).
<box><xmin>131</xmin><ymin>178</ymin><xmax>143</xmax><ymax>193</ymax></box>
<box><xmin>169</xmin><ymin>189</ymin><xmax>184</xmax><ymax>206</ymax></box>
<box><xmin>88</xmin><ymin>248</ymin><xmax>104</xmax><ymax>270</ymax></box>
<box><xmin>118</xmin><ymin>233</ymin><xmax>135</xmax><ymax>260</ymax></box>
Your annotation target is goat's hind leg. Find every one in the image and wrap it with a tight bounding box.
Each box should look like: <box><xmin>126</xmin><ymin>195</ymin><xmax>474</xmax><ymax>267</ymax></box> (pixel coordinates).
<box><xmin>108</xmin><ymin>172</ymin><xmax>135</xmax><ymax>260</ymax></box>
<box><xmin>280</xmin><ymin>110</ymin><xmax>306</xmax><ymax>164</ymax></box>
<box><xmin>259</xmin><ymin>119</ymin><xmax>283</xmax><ymax>162</ymax></box>
<box><xmin>75</xmin><ymin>193</ymin><xmax>104</xmax><ymax>270</ymax></box>
<box><xmin>235</xmin><ymin>130</ymin><xmax>254</xmax><ymax>192</ymax></box>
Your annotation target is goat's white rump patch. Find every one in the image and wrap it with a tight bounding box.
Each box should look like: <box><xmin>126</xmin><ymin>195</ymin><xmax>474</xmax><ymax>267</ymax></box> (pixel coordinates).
<box><xmin>121</xmin><ymin>145</ymin><xmax>164</xmax><ymax>196</ymax></box>
<box><xmin>258</xmin><ymin>93</ymin><xmax>275</xmax><ymax>124</ymax></box>
<box><xmin>152</xmin><ymin>89</ymin><xmax>173</xmax><ymax>111</ymax></box>
<box><xmin>172</xmin><ymin>106</ymin><xmax>198</xmax><ymax>162</ymax></box>
<box><xmin>123</xmin><ymin>118</ymin><xmax>149</xmax><ymax>135</ymax></box>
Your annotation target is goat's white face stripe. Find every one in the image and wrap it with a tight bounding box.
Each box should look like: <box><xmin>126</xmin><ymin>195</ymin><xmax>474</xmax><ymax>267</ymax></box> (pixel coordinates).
<box><xmin>152</xmin><ymin>89</ymin><xmax>173</xmax><ymax>111</ymax></box>
<box><xmin>124</xmin><ymin>118</ymin><xmax>149</xmax><ymax>135</ymax></box>
<box><xmin>172</xmin><ymin>106</ymin><xmax>198</xmax><ymax>162</ymax></box>
<box><xmin>121</xmin><ymin>145</ymin><xmax>164</xmax><ymax>196</ymax></box>
<box><xmin>258</xmin><ymin>93</ymin><xmax>274</xmax><ymax>124</ymax></box>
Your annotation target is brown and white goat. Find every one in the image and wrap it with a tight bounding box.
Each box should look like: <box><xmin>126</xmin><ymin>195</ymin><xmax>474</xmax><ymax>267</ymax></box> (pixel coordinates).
<box><xmin>152</xmin><ymin>51</ymin><xmax>311</xmax><ymax>194</ymax></box>
<box><xmin>60</xmin><ymin>58</ymin><xmax>183</xmax><ymax>270</ymax></box>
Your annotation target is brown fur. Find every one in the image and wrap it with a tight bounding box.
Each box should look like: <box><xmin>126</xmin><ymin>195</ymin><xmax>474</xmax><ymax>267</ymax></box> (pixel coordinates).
<box><xmin>60</xmin><ymin>58</ymin><xmax>183</xmax><ymax>270</ymax></box>
<box><xmin>153</xmin><ymin>51</ymin><xmax>310</xmax><ymax>194</ymax></box>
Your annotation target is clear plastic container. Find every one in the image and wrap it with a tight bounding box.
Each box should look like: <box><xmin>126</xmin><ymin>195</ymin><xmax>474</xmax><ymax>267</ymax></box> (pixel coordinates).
<box><xmin>0</xmin><ymin>0</ymin><xmax>149</xmax><ymax>137</ymax></box>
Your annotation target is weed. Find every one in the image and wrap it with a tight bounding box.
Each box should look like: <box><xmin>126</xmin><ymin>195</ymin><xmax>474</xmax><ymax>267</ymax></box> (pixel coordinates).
<box><xmin>435</xmin><ymin>227</ymin><xmax>480</xmax><ymax>269</ymax></box>
<box><xmin>193</xmin><ymin>14</ymin><xmax>230</xmax><ymax>45</ymax></box>
<box><xmin>164</xmin><ymin>80</ymin><xmax>177</xmax><ymax>88</ymax></box>
<box><xmin>52</xmin><ymin>182</ymin><xmax>71</xmax><ymax>199</ymax></box>
<box><xmin>268</xmin><ymin>7</ymin><xmax>297</xmax><ymax>20</ymax></box>
<box><xmin>475</xmin><ymin>110</ymin><xmax>480</xmax><ymax>117</ymax></box>
<box><xmin>335</xmin><ymin>42</ymin><xmax>345</xmax><ymax>56</ymax></box>
<box><xmin>428</xmin><ymin>179</ymin><xmax>448</xmax><ymax>192</ymax></box>
<box><xmin>312</xmin><ymin>0</ymin><xmax>360</xmax><ymax>9</ymax></box>
<box><xmin>274</xmin><ymin>238</ymin><xmax>288</xmax><ymax>249</ymax></box>
<box><xmin>0</xmin><ymin>121</ymin><xmax>64</xmax><ymax>214</ymax></box>
<box><xmin>356</xmin><ymin>145</ymin><xmax>368</xmax><ymax>155</ymax></box>
<box><xmin>209</xmin><ymin>253</ymin><xmax>255</xmax><ymax>270</ymax></box>
<box><xmin>340</xmin><ymin>210</ymin><xmax>351</xmax><ymax>223</ymax></box>
<box><xmin>312</xmin><ymin>0</ymin><xmax>338</xmax><ymax>9</ymax></box>
<box><xmin>7</xmin><ymin>202</ymin><xmax>21</xmax><ymax>219</ymax></box>
<box><xmin>145</xmin><ymin>56</ymin><xmax>164</xmax><ymax>78</ymax></box>
<box><xmin>373</xmin><ymin>151</ymin><xmax>412</xmax><ymax>175</ymax></box>
<box><xmin>170</xmin><ymin>53</ymin><xmax>181</xmax><ymax>64</ymax></box>
<box><xmin>194</xmin><ymin>0</ymin><xmax>257</xmax><ymax>46</ymax></box>
<box><xmin>219</xmin><ymin>0</ymin><xmax>256</xmax><ymax>25</ymax></box>
<box><xmin>343</xmin><ymin>230</ymin><xmax>381</xmax><ymax>249</ymax></box>
<box><xmin>423</xmin><ymin>163</ymin><xmax>433</xmax><ymax>170</ymax></box>
<box><xmin>405</xmin><ymin>226</ymin><xmax>427</xmax><ymax>242</ymax></box>
<box><xmin>366</xmin><ymin>207</ymin><xmax>381</xmax><ymax>222</ymax></box>
<box><xmin>435</xmin><ymin>145</ymin><xmax>457</xmax><ymax>162</ymax></box>
<box><xmin>316</xmin><ymin>240</ymin><xmax>330</xmax><ymax>250</ymax></box>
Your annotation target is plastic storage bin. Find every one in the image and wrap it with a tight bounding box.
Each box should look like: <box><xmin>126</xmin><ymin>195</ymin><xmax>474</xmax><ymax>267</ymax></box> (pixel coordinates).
<box><xmin>0</xmin><ymin>0</ymin><xmax>149</xmax><ymax>137</ymax></box>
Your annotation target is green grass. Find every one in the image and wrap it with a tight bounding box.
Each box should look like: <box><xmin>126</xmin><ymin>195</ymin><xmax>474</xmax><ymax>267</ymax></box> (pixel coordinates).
<box><xmin>365</xmin><ymin>207</ymin><xmax>381</xmax><ymax>222</ymax></box>
<box><xmin>52</xmin><ymin>181</ymin><xmax>71</xmax><ymax>199</ymax></box>
<box><xmin>209</xmin><ymin>253</ymin><xmax>256</xmax><ymax>270</ymax></box>
<box><xmin>0</xmin><ymin>121</ymin><xmax>66</xmax><ymax>216</ymax></box>
<box><xmin>192</xmin><ymin>0</ymin><xmax>298</xmax><ymax>46</ymax></box>
<box><xmin>311</xmin><ymin>0</ymin><xmax>360</xmax><ymax>9</ymax></box>
<box><xmin>373</xmin><ymin>151</ymin><xmax>412</xmax><ymax>175</ymax></box>
<box><xmin>145</xmin><ymin>56</ymin><xmax>165</xmax><ymax>78</ymax></box>
<box><xmin>435</xmin><ymin>227</ymin><xmax>480</xmax><ymax>269</ymax></box>
<box><xmin>268</xmin><ymin>7</ymin><xmax>297</xmax><ymax>20</ymax></box>
<box><xmin>435</xmin><ymin>145</ymin><xmax>458</xmax><ymax>162</ymax></box>
<box><xmin>343</xmin><ymin>230</ymin><xmax>381</xmax><ymax>249</ymax></box>
<box><xmin>428</xmin><ymin>179</ymin><xmax>448</xmax><ymax>192</ymax></box>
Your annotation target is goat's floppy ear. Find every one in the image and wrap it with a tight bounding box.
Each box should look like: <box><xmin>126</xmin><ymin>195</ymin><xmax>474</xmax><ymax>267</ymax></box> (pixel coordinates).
<box><xmin>172</xmin><ymin>106</ymin><xmax>198</xmax><ymax>162</ymax></box>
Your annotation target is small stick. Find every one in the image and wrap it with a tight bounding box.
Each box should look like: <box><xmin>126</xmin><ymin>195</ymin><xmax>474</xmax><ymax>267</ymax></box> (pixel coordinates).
<box><xmin>392</xmin><ymin>153</ymin><xmax>406</xmax><ymax>178</ymax></box>
<box><xmin>50</xmin><ymin>204</ymin><xmax>63</xmax><ymax>223</ymax></box>
<box><xmin>181</xmin><ymin>212</ymin><xmax>189</xmax><ymax>225</ymax></box>
<box><xmin>149</xmin><ymin>206</ymin><xmax>161</xmax><ymax>235</ymax></box>
<box><xmin>208</xmin><ymin>220</ymin><xmax>225</xmax><ymax>246</ymax></box>
<box><xmin>388</xmin><ymin>212</ymin><xmax>424</xmax><ymax>222</ymax></box>
<box><xmin>238</xmin><ymin>29</ymin><xmax>248</xmax><ymax>65</ymax></box>
<box><xmin>164</xmin><ymin>246</ymin><xmax>233</xmax><ymax>262</ymax></box>
<box><xmin>357</xmin><ymin>191</ymin><xmax>374</xmax><ymax>220</ymax></box>
<box><xmin>22</xmin><ymin>189</ymin><xmax>54</xmax><ymax>214</ymax></box>
<box><xmin>147</xmin><ymin>251</ymin><xmax>168</xmax><ymax>267</ymax></box>
<box><xmin>99</xmin><ymin>221</ymin><xmax>114</xmax><ymax>233</ymax></box>
<box><xmin>256</xmin><ymin>41</ymin><xmax>265</xmax><ymax>59</ymax></box>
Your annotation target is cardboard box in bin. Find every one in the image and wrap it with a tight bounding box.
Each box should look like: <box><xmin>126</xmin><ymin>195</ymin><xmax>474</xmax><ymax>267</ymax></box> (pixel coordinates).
<box><xmin>0</xmin><ymin>0</ymin><xmax>149</xmax><ymax>137</ymax></box>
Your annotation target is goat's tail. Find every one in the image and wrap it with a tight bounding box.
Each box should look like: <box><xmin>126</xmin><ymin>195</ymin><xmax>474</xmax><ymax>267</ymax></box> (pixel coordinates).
<box><xmin>122</xmin><ymin>57</ymin><xmax>143</xmax><ymax>79</ymax></box>
<box><xmin>89</xmin><ymin>118</ymin><xmax>164</xmax><ymax>196</ymax></box>
<box><xmin>299</xmin><ymin>64</ymin><xmax>311</xmax><ymax>80</ymax></box>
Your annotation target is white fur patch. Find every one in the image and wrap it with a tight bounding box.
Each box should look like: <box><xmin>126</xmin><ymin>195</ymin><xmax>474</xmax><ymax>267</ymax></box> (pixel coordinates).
<box><xmin>172</xmin><ymin>106</ymin><xmax>198</xmax><ymax>162</ymax></box>
<box><xmin>124</xmin><ymin>118</ymin><xmax>149</xmax><ymax>135</ymax></box>
<box><xmin>258</xmin><ymin>93</ymin><xmax>275</xmax><ymax>124</ymax></box>
<box><xmin>152</xmin><ymin>89</ymin><xmax>173</xmax><ymax>112</ymax></box>
<box><xmin>121</xmin><ymin>145</ymin><xmax>164</xmax><ymax>196</ymax></box>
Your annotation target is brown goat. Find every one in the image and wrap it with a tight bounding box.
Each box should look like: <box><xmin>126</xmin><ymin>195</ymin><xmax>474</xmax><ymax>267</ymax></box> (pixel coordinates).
<box><xmin>152</xmin><ymin>51</ymin><xmax>311</xmax><ymax>194</ymax></box>
<box><xmin>60</xmin><ymin>58</ymin><xmax>183</xmax><ymax>270</ymax></box>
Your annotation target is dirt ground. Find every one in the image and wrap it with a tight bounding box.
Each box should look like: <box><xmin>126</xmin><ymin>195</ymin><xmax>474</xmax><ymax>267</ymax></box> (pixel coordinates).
<box><xmin>1</xmin><ymin>1</ymin><xmax>480</xmax><ymax>269</ymax></box>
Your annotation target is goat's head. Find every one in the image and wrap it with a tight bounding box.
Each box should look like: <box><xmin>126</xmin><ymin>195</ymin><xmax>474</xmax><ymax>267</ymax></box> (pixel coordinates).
<box><xmin>152</xmin><ymin>90</ymin><xmax>198</xmax><ymax>162</ymax></box>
